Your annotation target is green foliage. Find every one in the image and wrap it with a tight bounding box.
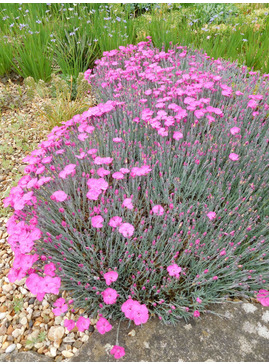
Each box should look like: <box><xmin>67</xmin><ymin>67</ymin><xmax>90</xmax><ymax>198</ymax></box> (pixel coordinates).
<box><xmin>11</xmin><ymin>28</ymin><xmax>53</xmax><ymax>82</ymax></box>
<box><xmin>193</xmin><ymin>3</ymin><xmax>239</xmax><ymax>26</ymax></box>
<box><xmin>122</xmin><ymin>3</ymin><xmax>154</xmax><ymax>17</ymax></box>
<box><xmin>52</xmin><ymin>29</ymin><xmax>99</xmax><ymax>79</ymax></box>
<box><xmin>13</xmin><ymin>297</ymin><xmax>24</xmax><ymax>314</ymax></box>
<box><xmin>0</xmin><ymin>37</ymin><xmax>13</xmax><ymax>77</ymax></box>
<box><xmin>26</xmin><ymin>331</ymin><xmax>47</xmax><ymax>346</ymax></box>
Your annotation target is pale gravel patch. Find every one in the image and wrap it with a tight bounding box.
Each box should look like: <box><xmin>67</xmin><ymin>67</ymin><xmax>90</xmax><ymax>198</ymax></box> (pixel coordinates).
<box><xmin>104</xmin><ymin>343</ymin><xmax>114</xmax><ymax>355</ymax></box>
<box><xmin>257</xmin><ymin>323</ymin><xmax>269</xmax><ymax>340</ymax></box>
<box><xmin>184</xmin><ymin>324</ymin><xmax>192</xmax><ymax>331</ymax></box>
<box><xmin>143</xmin><ymin>341</ymin><xmax>150</xmax><ymax>349</ymax></box>
<box><xmin>224</xmin><ymin>310</ymin><xmax>234</xmax><ymax>319</ymax></box>
<box><xmin>242</xmin><ymin>321</ymin><xmax>257</xmax><ymax>334</ymax></box>
<box><xmin>242</xmin><ymin>303</ymin><xmax>257</xmax><ymax>314</ymax></box>
<box><xmin>238</xmin><ymin>336</ymin><xmax>253</xmax><ymax>355</ymax></box>
<box><xmin>261</xmin><ymin>311</ymin><xmax>269</xmax><ymax>323</ymax></box>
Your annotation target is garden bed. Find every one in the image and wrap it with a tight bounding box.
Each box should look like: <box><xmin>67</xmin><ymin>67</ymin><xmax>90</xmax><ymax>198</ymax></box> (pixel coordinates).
<box><xmin>1</xmin><ymin>40</ymin><xmax>269</xmax><ymax>360</ymax></box>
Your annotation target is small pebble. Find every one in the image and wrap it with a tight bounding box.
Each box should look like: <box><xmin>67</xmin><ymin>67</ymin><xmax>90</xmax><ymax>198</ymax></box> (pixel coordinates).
<box><xmin>2</xmin><ymin>284</ymin><xmax>12</xmax><ymax>293</ymax></box>
<box><xmin>42</xmin><ymin>300</ymin><xmax>49</xmax><ymax>309</ymax></box>
<box><xmin>55</xmin><ymin>316</ymin><xmax>62</xmax><ymax>325</ymax></box>
<box><xmin>19</xmin><ymin>287</ymin><xmax>27</xmax><ymax>295</ymax></box>
<box><xmin>62</xmin><ymin>350</ymin><xmax>74</xmax><ymax>358</ymax></box>
<box><xmin>12</xmin><ymin>328</ymin><xmax>22</xmax><ymax>338</ymax></box>
<box><xmin>55</xmin><ymin>355</ymin><xmax>63</xmax><ymax>362</ymax></box>
<box><xmin>5</xmin><ymin>343</ymin><xmax>16</xmax><ymax>353</ymax></box>
<box><xmin>50</xmin><ymin>346</ymin><xmax>57</xmax><ymax>357</ymax></box>
<box><xmin>74</xmin><ymin>340</ymin><xmax>82</xmax><ymax>349</ymax></box>
<box><xmin>20</xmin><ymin>317</ymin><xmax>27</xmax><ymax>326</ymax></box>
<box><xmin>81</xmin><ymin>335</ymin><xmax>89</xmax><ymax>342</ymax></box>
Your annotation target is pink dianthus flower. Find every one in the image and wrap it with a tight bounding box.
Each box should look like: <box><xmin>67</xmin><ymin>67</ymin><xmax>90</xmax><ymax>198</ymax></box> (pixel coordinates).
<box><xmin>193</xmin><ymin>310</ymin><xmax>200</xmax><ymax>317</ymax></box>
<box><xmin>50</xmin><ymin>191</ymin><xmax>68</xmax><ymax>202</ymax></box>
<box><xmin>121</xmin><ymin>299</ymin><xmax>141</xmax><ymax>320</ymax></box>
<box><xmin>167</xmin><ymin>263</ymin><xmax>182</xmax><ymax>278</ymax></box>
<box><xmin>94</xmin><ymin>156</ymin><xmax>113</xmax><ymax>165</ymax></box>
<box><xmin>257</xmin><ymin>289</ymin><xmax>269</xmax><ymax>307</ymax></box>
<box><xmin>97</xmin><ymin>167</ymin><xmax>110</xmax><ymax>177</ymax></box>
<box><xmin>52</xmin><ymin>298</ymin><xmax>68</xmax><ymax>316</ymax></box>
<box><xmin>92</xmin><ymin>215</ymin><xmax>104</xmax><ymax>228</ymax></box>
<box><xmin>96</xmin><ymin>317</ymin><xmax>113</xmax><ymax>335</ymax></box>
<box><xmin>112</xmin><ymin>172</ymin><xmax>124</xmax><ymax>180</ymax></box>
<box><xmin>132</xmin><ymin>303</ymin><xmax>149</xmax><ymax>325</ymax></box>
<box><xmin>152</xmin><ymin>205</ymin><xmax>164</xmax><ymax>216</ymax></box>
<box><xmin>113</xmin><ymin>137</ymin><xmax>124</xmax><ymax>143</ymax></box>
<box><xmin>102</xmin><ymin>288</ymin><xmax>118</xmax><ymax>304</ymax></box>
<box><xmin>44</xmin><ymin>262</ymin><xmax>56</xmax><ymax>277</ymax></box>
<box><xmin>76</xmin><ymin>316</ymin><xmax>91</xmax><ymax>332</ymax></box>
<box><xmin>110</xmin><ymin>345</ymin><xmax>125</xmax><ymax>359</ymax></box>
<box><xmin>230</xmin><ymin>127</ymin><xmax>240</xmax><ymax>135</ymax></box>
<box><xmin>104</xmin><ymin>271</ymin><xmax>118</xmax><ymax>285</ymax></box>
<box><xmin>229</xmin><ymin>153</ymin><xmax>239</xmax><ymax>161</ymax></box>
<box><xmin>122</xmin><ymin>198</ymin><xmax>134</xmax><ymax>210</ymax></box>
<box><xmin>207</xmin><ymin>211</ymin><xmax>216</xmax><ymax>220</ymax></box>
<box><xmin>118</xmin><ymin>223</ymin><xmax>135</xmax><ymax>238</ymax></box>
<box><xmin>109</xmin><ymin>216</ymin><xmax>122</xmax><ymax>228</ymax></box>
<box><xmin>120</xmin><ymin>168</ymin><xmax>130</xmax><ymax>174</ymax></box>
<box><xmin>64</xmin><ymin>319</ymin><xmax>75</xmax><ymax>331</ymax></box>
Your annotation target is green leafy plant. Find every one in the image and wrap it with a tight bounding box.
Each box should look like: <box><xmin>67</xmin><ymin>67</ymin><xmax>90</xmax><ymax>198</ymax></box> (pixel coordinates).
<box><xmin>26</xmin><ymin>331</ymin><xmax>47</xmax><ymax>346</ymax></box>
<box><xmin>13</xmin><ymin>297</ymin><xmax>24</xmax><ymax>314</ymax></box>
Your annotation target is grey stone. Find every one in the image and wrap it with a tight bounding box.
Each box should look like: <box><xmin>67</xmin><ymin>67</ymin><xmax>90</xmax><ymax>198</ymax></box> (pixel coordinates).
<box><xmin>1</xmin><ymin>302</ymin><xmax>269</xmax><ymax>362</ymax></box>
<box><xmin>71</xmin><ymin>302</ymin><xmax>269</xmax><ymax>362</ymax></box>
<box><xmin>0</xmin><ymin>351</ymin><xmax>50</xmax><ymax>362</ymax></box>
<box><xmin>73</xmin><ymin>340</ymin><xmax>83</xmax><ymax>349</ymax></box>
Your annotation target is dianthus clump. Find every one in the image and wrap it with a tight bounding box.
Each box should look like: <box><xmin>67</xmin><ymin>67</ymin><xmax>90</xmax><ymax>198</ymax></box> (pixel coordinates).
<box><xmin>4</xmin><ymin>38</ymin><xmax>269</xmax><ymax>356</ymax></box>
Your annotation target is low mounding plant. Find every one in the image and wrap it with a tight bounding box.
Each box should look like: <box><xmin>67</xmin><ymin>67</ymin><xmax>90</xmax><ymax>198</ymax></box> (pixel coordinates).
<box><xmin>4</xmin><ymin>39</ymin><xmax>269</xmax><ymax>356</ymax></box>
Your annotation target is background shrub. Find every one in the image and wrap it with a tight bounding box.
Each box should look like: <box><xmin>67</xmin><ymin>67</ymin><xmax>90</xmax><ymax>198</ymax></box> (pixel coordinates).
<box><xmin>0</xmin><ymin>3</ymin><xmax>269</xmax><ymax>80</ymax></box>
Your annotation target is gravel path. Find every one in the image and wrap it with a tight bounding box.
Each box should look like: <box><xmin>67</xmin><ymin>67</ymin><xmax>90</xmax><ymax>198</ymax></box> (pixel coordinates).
<box><xmin>0</xmin><ymin>80</ymin><xmax>95</xmax><ymax>360</ymax></box>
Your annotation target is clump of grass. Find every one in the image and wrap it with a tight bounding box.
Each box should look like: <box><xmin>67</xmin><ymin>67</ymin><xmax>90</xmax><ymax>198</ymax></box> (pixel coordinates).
<box><xmin>24</xmin><ymin>73</ymin><xmax>93</xmax><ymax>128</ymax></box>
<box><xmin>0</xmin><ymin>37</ymin><xmax>13</xmax><ymax>77</ymax></box>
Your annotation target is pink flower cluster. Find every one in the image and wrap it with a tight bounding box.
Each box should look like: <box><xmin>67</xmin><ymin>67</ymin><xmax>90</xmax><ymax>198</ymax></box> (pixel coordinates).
<box><xmin>121</xmin><ymin>299</ymin><xmax>149</xmax><ymax>325</ymax></box>
<box><xmin>109</xmin><ymin>216</ymin><xmax>135</xmax><ymax>238</ymax></box>
<box><xmin>64</xmin><ymin>316</ymin><xmax>91</xmax><ymax>332</ymax></box>
<box><xmin>52</xmin><ymin>298</ymin><xmax>68</xmax><ymax>316</ymax></box>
